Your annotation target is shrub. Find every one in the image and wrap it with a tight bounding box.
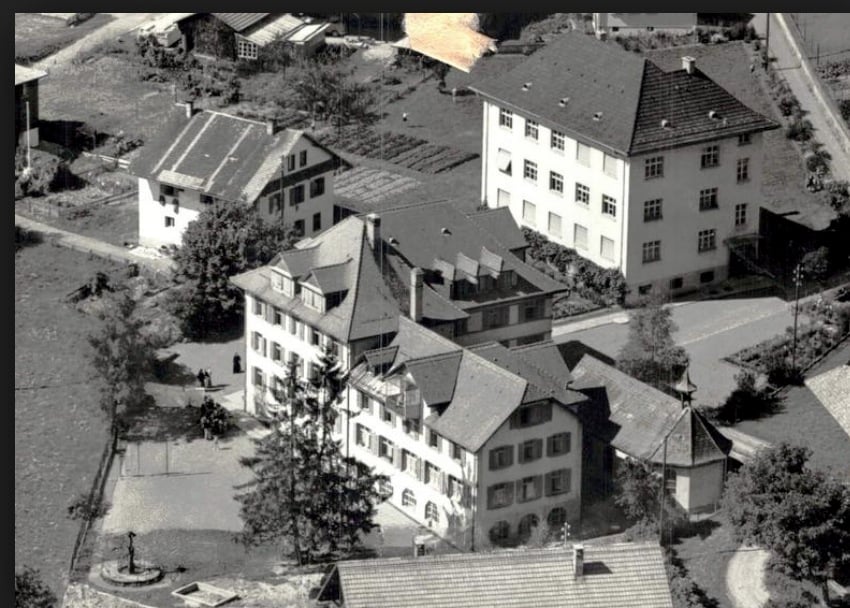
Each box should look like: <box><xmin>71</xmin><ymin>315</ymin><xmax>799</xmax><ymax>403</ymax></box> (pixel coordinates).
<box><xmin>786</xmin><ymin>117</ymin><xmax>814</xmax><ymax>142</ymax></box>
<box><xmin>763</xmin><ymin>555</ymin><xmax>820</xmax><ymax>608</ymax></box>
<box><xmin>15</xmin><ymin>148</ymin><xmax>62</xmax><ymax>198</ymax></box>
<box><xmin>67</xmin><ymin>491</ymin><xmax>110</xmax><ymax>521</ymax></box>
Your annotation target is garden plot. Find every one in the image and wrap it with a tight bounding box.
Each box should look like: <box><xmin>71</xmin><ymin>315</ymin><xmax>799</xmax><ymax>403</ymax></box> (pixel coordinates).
<box><xmin>334</xmin><ymin>167</ymin><xmax>421</xmax><ymax>204</ymax></box>
<box><xmin>315</xmin><ymin>126</ymin><xmax>478</xmax><ymax>174</ymax></box>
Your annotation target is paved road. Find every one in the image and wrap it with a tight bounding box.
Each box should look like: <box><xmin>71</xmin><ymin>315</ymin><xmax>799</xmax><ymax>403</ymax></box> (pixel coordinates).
<box><xmin>726</xmin><ymin>546</ymin><xmax>771</xmax><ymax>608</ymax></box>
<box><xmin>753</xmin><ymin>13</ymin><xmax>850</xmax><ymax>182</ymax></box>
<box><xmin>554</xmin><ymin>297</ymin><xmax>796</xmax><ymax>407</ymax></box>
<box><xmin>33</xmin><ymin>13</ymin><xmax>160</xmax><ymax>71</ymax></box>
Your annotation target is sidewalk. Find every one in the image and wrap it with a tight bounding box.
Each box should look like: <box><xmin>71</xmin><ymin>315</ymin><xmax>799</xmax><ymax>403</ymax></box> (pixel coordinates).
<box><xmin>15</xmin><ymin>214</ymin><xmax>174</xmax><ymax>274</ymax></box>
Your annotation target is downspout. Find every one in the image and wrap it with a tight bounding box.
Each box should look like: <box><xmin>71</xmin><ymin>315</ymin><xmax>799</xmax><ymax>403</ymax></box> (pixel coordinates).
<box><xmin>480</xmin><ymin>99</ymin><xmax>489</xmax><ymax>206</ymax></box>
<box><xmin>619</xmin><ymin>157</ymin><xmax>628</xmax><ymax>281</ymax></box>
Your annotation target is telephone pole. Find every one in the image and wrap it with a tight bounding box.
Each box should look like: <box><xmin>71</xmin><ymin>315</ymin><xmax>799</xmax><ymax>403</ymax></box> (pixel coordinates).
<box><xmin>764</xmin><ymin>13</ymin><xmax>771</xmax><ymax>69</ymax></box>
<box><xmin>792</xmin><ymin>263</ymin><xmax>803</xmax><ymax>370</ymax></box>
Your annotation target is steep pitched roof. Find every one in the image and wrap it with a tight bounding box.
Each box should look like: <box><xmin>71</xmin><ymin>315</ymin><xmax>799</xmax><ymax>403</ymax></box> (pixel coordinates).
<box><xmin>128</xmin><ymin>110</ymin><xmax>337</xmax><ymax>203</ymax></box>
<box><xmin>805</xmin><ymin>363</ymin><xmax>850</xmax><ymax>440</ymax></box>
<box><xmin>403</xmin><ymin>351</ymin><xmax>463</xmax><ymax>406</ymax></box>
<box><xmin>212</xmin><ymin>13</ymin><xmax>269</xmax><ymax>31</ymax></box>
<box><xmin>326</xmin><ymin>541</ymin><xmax>673</xmax><ymax>608</ymax></box>
<box><xmin>241</xmin><ymin>13</ymin><xmax>308</xmax><ymax>46</ymax></box>
<box><xmin>469</xmin><ymin>31</ymin><xmax>777</xmax><ymax>156</ymax></box>
<box><xmin>570</xmin><ymin>354</ymin><xmax>729</xmax><ymax>466</ymax></box>
<box><xmin>466</xmin><ymin>207</ymin><xmax>530</xmax><ymax>253</ymax></box>
<box><xmin>15</xmin><ymin>64</ymin><xmax>47</xmax><ymax>86</ymax></box>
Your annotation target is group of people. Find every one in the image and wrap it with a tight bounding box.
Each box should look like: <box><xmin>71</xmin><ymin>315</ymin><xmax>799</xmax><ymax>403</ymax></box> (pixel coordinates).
<box><xmin>199</xmin><ymin>394</ymin><xmax>229</xmax><ymax>440</ymax></box>
<box><xmin>196</xmin><ymin>368</ymin><xmax>213</xmax><ymax>389</ymax></box>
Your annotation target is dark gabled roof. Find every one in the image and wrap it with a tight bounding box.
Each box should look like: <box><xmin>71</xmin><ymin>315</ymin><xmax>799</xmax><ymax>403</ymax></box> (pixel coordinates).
<box><xmin>469</xmin><ymin>31</ymin><xmax>777</xmax><ymax>156</ymax></box>
<box><xmin>212</xmin><ymin>12</ymin><xmax>269</xmax><ymax>31</ymax></box>
<box><xmin>467</xmin><ymin>207</ymin><xmax>530</xmax><ymax>252</ymax></box>
<box><xmin>301</xmin><ymin>260</ymin><xmax>353</xmax><ymax>294</ymax></box>
<box><xmin>332</xmin><ymin>541</ymin><xmax>674</xmax><ymax>608</ymax></box>
<box><xmin>403</xmin><ymin>351</ymin><xmax>463</xmax><ymax>406</ymax></box>
<box><xmin>570</xmin><ymin>354</ymin><xmax>730</xmax><ymax>467</ymax></box>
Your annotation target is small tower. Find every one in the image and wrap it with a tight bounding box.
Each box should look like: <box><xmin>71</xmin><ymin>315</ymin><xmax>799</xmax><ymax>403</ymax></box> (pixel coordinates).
<box><xmin>671</xmin><ymin>364</ymin><xmax>697</xmax><ymax>408</ymax></box>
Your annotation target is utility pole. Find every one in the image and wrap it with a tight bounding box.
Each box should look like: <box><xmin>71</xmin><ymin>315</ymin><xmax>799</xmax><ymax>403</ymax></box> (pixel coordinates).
<box><xmin>792</xmin><ymin>263</ymin><xmax>803</xmax><ymax>370</ymax></box>
<box><xmin>25</xmin><ymin>100</ymin><xmax>32</xmax><ymax>175</ymax></box>
<box><xmin>658</xmin><ymin>437</ymin><xmax>668</xmax><ymax>547</ymax></box>
<box><xmin>764</xmin><ymin>13</ymin><xmax>771</xmax><ymax>69</ymax></box>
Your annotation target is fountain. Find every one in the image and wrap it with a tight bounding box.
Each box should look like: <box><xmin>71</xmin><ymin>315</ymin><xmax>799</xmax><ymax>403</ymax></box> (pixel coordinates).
<box><xmin>100</xmin><ymin>531</ymin><xmax>163</xmax><ymax>586</ymax></box>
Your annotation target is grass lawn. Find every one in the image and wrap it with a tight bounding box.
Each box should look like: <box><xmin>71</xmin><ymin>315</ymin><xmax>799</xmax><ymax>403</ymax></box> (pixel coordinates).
<box><xmin>672</xmin><ymin>517</ymin><xmax>739</xmax><ymax>608</ymax></box>
<box><xmin>15</xmin><ymin>239</ymin><xmax>122</xmax><ymax>600</ymax></box>
<box><xmin>35</xmin><ymin>197</ymin><xmax>139</xmax><ymax>248</ymax></box>
<box><xmin>15</xmin><ymin>13</ymin><xmax>114</xmax><ymax>64</ymax></box>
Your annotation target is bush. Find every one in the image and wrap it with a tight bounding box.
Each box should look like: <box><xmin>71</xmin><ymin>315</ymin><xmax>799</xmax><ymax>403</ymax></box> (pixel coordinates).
<box><xmin>715</xmin><ymin>368</ymin><xmax>780</xmax><ymax>424</ymax></box>
<box><xmin>67</xmin><ymin>491</ymin><xmax>110</xmax><ymax>521</ymax></box>
<box><xmin>786</xmin><ymin>117</ymin><xmax>814</xmax><ymax>142</ymax></box>
<box><xmin>763</xmin><ymin>555</ymin><xmax>821</xmax><ymax>608</ymax></box>
<box><xmin>15</xmin><ymin>148</ymin><xmax>62</xmax><ymax>198</ymax></box>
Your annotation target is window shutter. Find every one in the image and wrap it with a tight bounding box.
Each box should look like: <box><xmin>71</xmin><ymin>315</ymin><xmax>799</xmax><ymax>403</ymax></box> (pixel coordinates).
<box><xmin>415</xmin><ymin>458</ymin><xmax>423</xmax><ymax>482</ymax></box>
<box><xmin>436</xmin><ymin>434</ymin><xmax>443</xmax><ymax>452</ymax></box>
<box><xmin>534</xmin><ymin>475</ymin><xmax>543</xmax><ymax>499</ymax></box>
<box><xmin>440</xmin><ymin>472</ymin><xmax>447</xmax><ymax>494</ymax></box>
<box><xmin>487</xmin><ymin>486</ymin><xmax>495</xmax><ymax>510</ymax></box>
<box><xmin>489</xmin><ymin>449</ymin><xmax>497</xmax><ymax>470</ymax></box>
<box><xmin>565</xmin><ymin>469</ymin><xmax>572</xmax><ymax>494</ymax></box>
<box><xmin>505</xmin><ymin>482</ymin><xmax>515</xmax><ymax>507</ymax></box>
<box><xmin>392</xmin><ymin>447</ymin><xmax>401</xmax><ymax>469</ymax></box>
<box><xmin>515</xmin><ymin>479</ymin><xmax>524</xmax><ymax>502</ymax></box>
<box><xmin>265</xmin><ymin>305</ymin><xmax>274</xmax><ymax>324</ymax></box>
<box><xmin>544</xmin><ymin>472</ymin><xmax>553</xmax><ymax>497</ymax></box>
<box><xmin>370</xmin><ymin>433</ymin><xmax>379</xmax><ymax>456</ymax></box>
<box><xmin>565</xmin><ymin>433</ymin><xmax>572</xmax><ymax>454</ymax></box>
<box><xmin>546</xmin><ymin>435</ymin><xmax>555</xmax><ymax>457</ymax></box>
<box><xmin>506</xmin><ymin>445</ymin><xmax>514</xmax><ymax>468</ymax></box>
<box><xmin>534</xmin><ymin>438</ymin><xmax>544</xmax><ymax>460</ymax></box>
<box><xmin>517</xmin><ymin>443</ymin><xmax>526</xmax><ymax>465</ymax></box>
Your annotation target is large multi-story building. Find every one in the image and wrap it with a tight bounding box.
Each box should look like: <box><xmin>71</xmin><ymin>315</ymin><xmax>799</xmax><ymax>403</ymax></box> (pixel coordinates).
<box><xmin>230</xmin><ymin>199</ymin><xmax>568</xmax><ymax>415</ymax></box>
<box><xmin>342</xmin><ymin>316</ymin><xmax>586</xmax><ymax>550</ymax></box>
<box><xmin>128</xmin><ymin>103</ymin><xmax>343</xmax><ymax>248</ymax></box>
<box><xmin>469</xmin><ymin>33</ymin><xmax>778</xmax><ymax>299</ymax></box>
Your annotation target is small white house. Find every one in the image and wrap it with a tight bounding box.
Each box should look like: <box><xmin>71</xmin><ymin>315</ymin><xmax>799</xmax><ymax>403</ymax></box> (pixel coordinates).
<box><xmin>593</xmin><ymin>13</ymin><xmax>698</xmax><ymax>38</ymax></box>
<box><xmin>128</xmin><ymin>103</ymin><xmax>343</xmax><ymax>249</ymax></box>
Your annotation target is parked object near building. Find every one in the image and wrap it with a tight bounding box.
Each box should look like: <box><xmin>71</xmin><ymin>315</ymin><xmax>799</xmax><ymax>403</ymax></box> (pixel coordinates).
<box><xmin>15</xmin><ymin>64</ymin><xmax>47</xmax><ymax>148</ymax></box>
<box><xmin>128</xmin><ymin>103</ymin><xmax>344</xmax><ymax>248</ymax></box>
<box><xmin>593</xmin><ymin>13</ymin><xmax>698</xmax><ymax>38</ymax></box>
<box><xmin>314</xmin><ymin>540</ymin><xmax>674</xmax><ymax>607</ymax></box>
<box><xmin>469</xmin><ymin>32</ymin><xmax>779</xmax><ymax>302</ymax></box>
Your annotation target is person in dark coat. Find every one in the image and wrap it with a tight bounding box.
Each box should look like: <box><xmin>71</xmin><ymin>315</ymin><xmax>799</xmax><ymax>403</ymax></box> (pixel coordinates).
<box><xmin>233</xmin><ymin>353</ymin><xmax>242</xmax><ymax>374</ymax></box>
<box><xmin>197</xmin><ymin>368</ymin><xmax>206</xmax><ymax>388</ymax></box>
<box><xmin>205</xmin><ymin>368</ymin><xmax>213</xmax><ymax>389</ymax></box>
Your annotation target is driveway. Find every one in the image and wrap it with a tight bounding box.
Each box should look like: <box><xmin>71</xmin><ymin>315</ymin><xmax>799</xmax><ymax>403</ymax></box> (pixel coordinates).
<box><xmin>726</xmin><ymin>546</ymin><xmax>771</xmax><ymax>608</ymax></box>
<box><xmin>33</xmin><ymin>13</ymin><xmax>161</xmax><ymax>70</ymax></box>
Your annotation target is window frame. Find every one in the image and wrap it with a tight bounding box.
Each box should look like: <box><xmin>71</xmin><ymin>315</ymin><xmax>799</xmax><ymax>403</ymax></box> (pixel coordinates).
<box><xmin>551</xmin><ymin>130</ymin><xmax>566</xmax><ymax>151</ymax></box>
<box><xmin>575</xmin><ymin>183</ymin><xmax>590</xmax><ymax>205</ymax></box>
<box><xmin>735</xmin><ymin>203</ymin><xmax>748</xmax><ymax>227</ymax></box>
<box><xmin>698</xmin><ymin>229</ymin><xmax>717</xmax><ymax>253</ymax></box>
<box><xmin>700</xmin><ymin>144</ymin><xmax>720</xmax><ymax>169</ymax></box>
<box><xmin>600</xmin><ymin>236</ymin><xmax>616</xmax><ymax>262</ymax></box>
<box><xmin>522</xmin><ymin>200</ymin><xmax>537</xmax><ymax>225</ymax></box>
<box><xmin>643</xmin><ymin>198</ymin><xmax>663</xmax><ymax>222</ymax></box>
<box><xmin>736</xmin><ymin>157</ymin><xmax>750</xmax><ymax>183</ymax></box>
<box><xmin>548</xmin><ymin>212</ymin><xmax>562</xmax><ymax>238</ymax></box>
<box><xmin>523</xmin><ymin>159</ymin><xmax>538</xmax><ymax>182</ymax></box>
<box><xmin>644</xmin><ymin>156</ymin><xmax>664</xmax><ymax>179</ymax></box>
<box><xmin>642</xmin><ymin>240</ymin><xmax>662</xmax><ymax>264</ymax></box>
<box><xmin>498</xmin><ymin>107</ymin><xmax>513</xmax><ymax>129</ymax></box>
<box><xmin>310</xmin><ymin>176</ymin><xmax>325</xmax><ymax>198</ymax></box>
<box><xmin>524</xmin><ymin>119</ymin><xmax>539</xmax><ymax>141</ymax></box>
<box><xmin>289</xmin><ymin>184</ymin><xmax>305</xmax><ymax>206</ymax></box>
<box><xmin>699</xmin><ymin>187</ymin><xmax>719</xmax><ymax>211</ymax></box>
<box><xmin>601</xmin><ymin>194</ymin><xmax>617</xmax><ymax>218</ymax></box>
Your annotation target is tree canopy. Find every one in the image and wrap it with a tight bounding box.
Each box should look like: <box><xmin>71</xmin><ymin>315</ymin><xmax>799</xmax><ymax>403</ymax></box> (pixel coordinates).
<box><xmin>15</xmin><ymin>566</ymin><xmax>56</xmax><ymax>608</ymax></box>
<box><xmin>237</xmin><ymin>347</ymin><xmax>387</xmax><ymax>565</ymax></box>
<box><xmin>722</xmin><ymin>443</ymin><xmax>850</xmax><ymax>601</ymax></box>
<box><xmin>171</xmin><ymin>202</ymin><xmax>298</xmax><ymax>339</ymax></box>
<box><xmin>617</xmin><ymin>291</ymin><xmax>689</xmax><ymax>390</ymax></box>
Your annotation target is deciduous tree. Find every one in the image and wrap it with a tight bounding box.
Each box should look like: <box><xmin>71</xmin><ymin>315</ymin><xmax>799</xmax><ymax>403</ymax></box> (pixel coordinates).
<box><xmin>15</xmin><ymin>566</ymin><xmax>55</xmax><ymax>608</ymax></box>
<box><xmin>171</xmin><ymin>202</ymin><xmax>297</xmax><ymax>339</ymax></box>
<box><xmin>236</xmin><ymin>348</ymin><xmax>387</xmax><ymax>565</ymax></box>
<box><xmin>722</xmin><ymin>443</ymin><xmax>850</xmax><ymax>603</ymax></box>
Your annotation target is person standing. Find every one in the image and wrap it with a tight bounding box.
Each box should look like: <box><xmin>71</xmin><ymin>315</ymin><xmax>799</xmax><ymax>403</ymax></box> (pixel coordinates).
<box><xmin>233</xmin><ymin>353</ymin><xmax>242</xmax><ymax>374</ymax></box>
<box><xmin>197</xmin><ymin>368</ymin><xmax>206</xmax><ymax>388</ymax></box>
<box><xmin>205</xmin><ymin>368</ymin><xmax>213</xmax><ymax>389</ymax></box>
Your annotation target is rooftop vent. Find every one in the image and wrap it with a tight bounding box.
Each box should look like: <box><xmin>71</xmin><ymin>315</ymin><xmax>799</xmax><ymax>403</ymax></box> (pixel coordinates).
<box><xmin>521</xmin><ymin>82</ymin><xmax>532</xmax><ymax>91</ymax></box>
<box><xmin>387</xmin><ymin>236</ymin><xmax>399</xmax><ymax>246</ymax></box>
<box><xmin>708</xmin><ymin>110</ymin><xmax>719</xmax><ymax>120</ymax></box>
<box><xmin>558</xmin><ymin>97</ymin><xmax>570</xmax><ymax>107</ymax></box>
<box><xmin>661</xmin><ymin>119</ymin><xmax>671</xmax><ymax>128</ymax></box>
<box><xmin>682</xmin><ymin>55</ymin><xmax>696</xmax><ymax>75</ymax></box>
<box><xmin>593</xmin><ymin>112</ymin><xmax>603</xmax><ymax>121</ymax></box>
<box><xmin>441</xmin><ymin>227</ymin><xmax>451</xmax><ymax>236</ymax></box>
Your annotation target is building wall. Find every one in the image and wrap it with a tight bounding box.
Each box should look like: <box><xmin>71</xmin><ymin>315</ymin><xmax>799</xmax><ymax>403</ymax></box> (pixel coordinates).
<box><xmin>138</xmin><ymin>178</ymin><xmax>201</xmax><ymax>248</ymax></box>
<box><xmin>673</xmin><ymin>461</ymin><xmax>725</xmax><ymax>514</ymax></box>
<box><xmin>625</xmin><ymin>132</ymin><xmax>765</xmax><ymax>294</ymax></box>
<box><xmin>475</xmin><ymin>402</ymin><xmax>582</xmax><ymax>549</ymax></box>
<box><xmin>480</xmin><ymin>99</ymin><xmax>628</xmax><ymax>273</ymax></box>
<box><xmin>594</xmin><ymin>13</ymin><xmax>698</xmax><ymax>36</ymax></box>
<box><xmin>15</xmin><ymin>81</ymin><xmax>40</xmax><ymax>147</ymax></box>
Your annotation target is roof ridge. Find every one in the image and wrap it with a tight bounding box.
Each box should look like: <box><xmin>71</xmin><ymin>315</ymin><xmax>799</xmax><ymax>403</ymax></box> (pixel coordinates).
<box><xmin>405</xmin><ymin>350</ymin><xmax>463</xmax><ymax>365</ymax></box>
<box><xmin>689</xmin><ymin>406</ymin><xmax>727</xmax><ymax>458</ymax></box>
<box><xmin>342</xmin><ymin>223</ymin><xmax>369</xmax><ymax>341</ymax></box>
<box><xmin>626</xmin><ymin>58</ymin><xmax>651</xmax><ymax>155</ymax></box>
<box><xmin>360</xmin><ymin>197</ymin><xmax>452</xmax><ymax>216</ymax></box>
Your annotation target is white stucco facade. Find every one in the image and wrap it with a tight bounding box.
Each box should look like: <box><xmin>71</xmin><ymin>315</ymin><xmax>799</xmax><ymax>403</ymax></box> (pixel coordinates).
<box><xmin>480</xmin><ymin>99</ymin><xmax>766</xmax><ymax>298</ymax></box>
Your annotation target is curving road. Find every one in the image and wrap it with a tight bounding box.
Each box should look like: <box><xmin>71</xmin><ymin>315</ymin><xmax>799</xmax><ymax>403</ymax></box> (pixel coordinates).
<box><xmin>726</xmin><ymin>545</ymin><xmax>771</xmax><ymax>608</ymax></box>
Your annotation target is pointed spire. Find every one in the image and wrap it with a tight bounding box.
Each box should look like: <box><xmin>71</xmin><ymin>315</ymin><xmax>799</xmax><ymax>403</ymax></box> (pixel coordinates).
<box><xmin>671</xmin><ymin>364</ymin><xmax>697</xmax><ymax>407</ymax></box>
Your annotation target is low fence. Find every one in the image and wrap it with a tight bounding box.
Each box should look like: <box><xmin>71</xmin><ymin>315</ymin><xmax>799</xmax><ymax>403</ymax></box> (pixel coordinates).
<box><xmin>17</xmin><ymin>189</ymin><xmax>137</xmax><ymax>220</ymax></box>
<box><xmin>68</xmin><ymin>428</ymin><xmax>118</xmax><ymax>581</ymax></box>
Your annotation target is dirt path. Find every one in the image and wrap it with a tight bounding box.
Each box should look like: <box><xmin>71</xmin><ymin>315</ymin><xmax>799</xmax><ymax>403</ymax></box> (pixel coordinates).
<box><xmin>33</xmin><ymin>13</ymin><xmax>160</xmax><ymax>71</ymax></box>
<box><xmin>726</xmin><ymin>545</ymin><xmax>771</xmax><ymax>608</ymax></box>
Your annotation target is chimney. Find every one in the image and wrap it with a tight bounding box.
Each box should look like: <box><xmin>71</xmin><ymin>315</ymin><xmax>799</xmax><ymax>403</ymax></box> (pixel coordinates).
<box><xmin>410</xmin><ymin>267</ymin><xmax>424</xmax><ymax>322</ymax></box>
<box><xmin>365</xmin><ymin>213</ymin><xmax>381</xmax><ymax>250</ymax></box>
<box><xmin>573</xmin><ymin>544</ymin><xmax>585</xmax><ymax>579</ymax></box>
<box><xmin>176</xmin><ymin>100</ymin><xmax>195</xmax><ymax>119</ymax></box>
<box><xmin>266</xmin><ymin>119</ymin><xmax>276</xmax><ymax>136</ymax></box>
<box><xmin>682</xmin><ymin>56</ymin><xmax>696</xmax><ymax>75</ymax></box>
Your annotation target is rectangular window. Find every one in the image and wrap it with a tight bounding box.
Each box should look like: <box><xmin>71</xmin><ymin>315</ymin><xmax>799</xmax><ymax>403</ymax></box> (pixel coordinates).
<box><xmin>200</xmin><ymin>194</ymin><xmax>214</xmax><ymax>205</ymax></box>
<box><xmin>425</xmin><ymin>462</ymin><xmax>441</xmax><ymax>490</ymax></box>
<box><xmin>487</xmin><ymin>482</ymin><xmax>514</xmax><ymax>509</ymax></box>
<box><xmin>698</xmin><ymin>229</ymin><xmax>717</xmax><ymax>252</ymax></box>
<box><xmin>310</xmin><ymin>327</ymin><xmax>321</xmax><ymax>347</ymax></box>
<box><xmin>428</xmin><ymin>429</ymin><xmax>442</xmax><ymax>450</ymax></box>
<box><xmin>482</xmin><ymin>305</ymin><xmax>509</xmax><ymax>330</ymax></box>
<box><xmin>489</xmin><ymin>445</ymin><xmax>514</xmax><ymax>470</ymax></box>
<box><xmin>252</xmin><ymin>367</ymin><xmax>264</xmax><ymax>387</ymax></box>
<box><xmin>639</xmin><ymin>284</ymin><xmax>652</xmax><ymax>295</ymax></box>
<box><xmin>378</xmin><ymin>436</ymin><xmax>393</xmax><ymax>462</ymax></box>
<box><xmin>576</xmin><ymin>141</ymin><xmax>591</xmax><ymax>166</ymax></box>
<box><xmin>237</xmin><ymin>39</ymin><xmax>258</xmax><ymax>59</ymax></box>
<box><xmin>603</xmin><ymin>153</ymin><xmax>618</xmax><ymax>178</ymax></box>
<box><xmin>547</xmin><ymin>432</ymin><xmax>572</xmax><ymax>456</ymax></box>
<box><xmin>382</xmin><ymin>405</ymin><xmax>395</xmax><ymax>426</ymax></box>
<box><xmin>523</xmin><ymin>159</ymin><xmax>538</xmax><ymax>181</ymax></box>
<box><xmin>521</xmin><ymin>299</ymin><xmax>544</xmax><ymax>322</ymax></box>
<box><xmin>546</xmin><ymin>469</ymin><xmax>572</xmax><ymax>496</ymax></box>
<box><xmin>496</xmin><ymin>188</ymin><xmax>511</xmax><ymax>207</ymax></box>
<box><xmin>499</xmin><ymin>108</ymin><xmax>513</xmax><ymax>128</ymax></box>
<box><xmin>312</xmin><ymin>212</ymin><xmax>321</xmax><ymax>232</ymax></box>
<box><xmin>602</xmin><ymin>195</ymin><xmax>617</xmax><ymax>217</ymax></box>
<box><xmin>268</xmin><ymin>193</ymin><xmax>282</xmax><ymax>215</ymax></box>
<box><xmin>522</xmin><ymin>200</ymin><xmax>537</xmax><ymax>225</ymax></box>
<box><xmin>551</xmin><ymin>130</ymin><xmax>565</xmax><ymax>151</ymax></box>
<box><xmin>402</xmin><ymin>450</ymin><xmax>418</xmax><ymax>475</ymax></box>
<box><xmin>450</xmin><ymin>441</ymin><xmax>463</xmax><ymax>462</ymax></box>
<box><xmin>496</xmin><ymin>148</ymin><xmax>512</xmax><ymax>175</ymax></box>
<box><xmin>738</xmin><ymin>133</ymin><xmax>752</xmax><ymax>146</ymax></box>
<box><xmin>525</xmin><ymin>119</ymin><xmax>539</xmax><ymax>140</ymax></box>
<box><xmin>736</xmin><ymin>158</ymin><xmax>750</xmax><ymax>183</ymax></box>
<box><xmin>517</xmin><ymin>475</ymin><xmax>542</xmax><ymax>503</ymax></box>
<box><xmin>299</xmin><ymin>150</ymin><xmax>308</xmax><ymax>167</ymax></box>
<box><xmin>297</xmin><ymin>320</ymin><xmax>305</xmax><ymax>341</ymax></box>
<box><xmin>642</xmin><ymin>240</ymin><xmax>661</xmax><ymax>264</ymax></box>
<box><xmin>701</xmin><ymin>144</ymin><xmax>720</xmax><ymax>169</ymax></box>
<box><xmin>735</xmin><ymin>203</ymin><xmax>748</xmax><ymax>226</ymax></box>
<box><xmin>287</xmin><ymin>154</ymin><xmax>296</xmax><ymax>172</ymax></box>
<box><xmin>355</xmin><ymin>424</ymin><xmax>368</xmax><ymax>447</ymax></box>
<box><xmin>518</xmin><ymin>439</ymin><xmax>543</xmax><ymax>463</ymax></box>
<box><xmin>160</xmin><ymin>184</ymin><xmax>178</xmax><ymax>197</ymax></box>
<box><xmin>600</xmin><ymin>236</ymin><xmax>615</xmax><ymax>261</ymax></box>
<box><xmin>700</xmin><ymin>270</ymin><xmax>715</xmax><ymax>283</ymax></box>
<box><xmin>549</xmin><ymin>171</ymin><xmax>564</xmax><ymax>194</ymax></box>
<box><xmin>670</xmin><ymin>277</ymin><xmax>684</xmax><ymax>290</ymax></box>
<box><xmin>575</xmin><ymin>183</ymin><xmax>590</xmax><ymax>205</ymax></box>
<box><xmin>511</xmin><ymin>403</ymin><xmax>553</xmax><ymax>429</ymax></box>
<box><xmin>289</xmin><ymin>184</ymin><xmax>305</xmax><ymax>205</ymax></box>
<box><xmin>271</xmin><ymin>342</ymin><xmax>282</xmax><ymax>362</ymax></box>
<box><xmin>643</xmin><ymin>198</ymin><xmax>663</xmax><ymax>222</ymax></box>
<box><xmin>448</xmin><ymin>475</ymin><xmax>464</xmax><ymax>501</ymax></box>
<box><xmin>574</xmin><ymin>224</ymin><xmax>588</xmax><ymax>250</ymax></box>
<box><xmin>548</xmin><ymin>212</ymin><xmax>562</xmax><ymax>238</ymax></box>
<box><xmin>356</xmin><ymin>390</ymin><xmax>371</xmax><ymax>414</ymax></box>
<box><xmin>310</xmin><ymin>177</ymin><xmax>325</xmax><ymax>198</ymax></box>
<box><xmin>645</xmin><ymin>156</ymin><xmax>664</xmax><ymax>179</ymax></box>
<box><xmin>699</xmin><ymin>188</ymin><xmax>719</xmax><ymax>211</ymax></box>
<box><xmin>164</xmin><ymin>216</ymin><xmax>175</xmax><ymax>227</ymax></box>
<box><xmin>253</xmin><ymin>298</ymin><xmax>265</xmax><ymax>316</ymax></box>
<box><xmin>294</xmin><ymin>219</ymin><xmax>305</xmax><ymax>236</ymax></box>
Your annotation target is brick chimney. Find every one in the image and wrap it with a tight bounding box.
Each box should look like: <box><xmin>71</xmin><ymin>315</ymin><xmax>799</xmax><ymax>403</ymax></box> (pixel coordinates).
<box><xmin>365</xmin><ymin>213</ymin><xmax>381</xmax><ymax>250</ymax></box>
<box><xmin>573</xmin><ymin>544</ymin><xmax>585</xmax><ymax>579</ymax></box>
<box><xmin>266</xmin><ymin>119</ymin><xmax>276</xmax><ymax>136</ymax></box>
<box><xmin>410</xmin><ymin>267</ymin><xmax>424</xmax><ymax>322</ymax></box>
<box><xmin>682</xmin><ymin>56</ymin><xmax>696</xmax><ymax>75</ymax></box>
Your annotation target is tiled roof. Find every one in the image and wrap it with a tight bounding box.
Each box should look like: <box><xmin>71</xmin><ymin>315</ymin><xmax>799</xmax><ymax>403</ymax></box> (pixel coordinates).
<box><xmin>241</xmin><ymin>13</ymin><xmax>306</xmax><ymax>46</ymax></box>
<box><xmin>15</xmin><ymin>64</ymin><xmax>47</xmax><ymax>86</ymax></box>
<box><xmin>570</xmin><ymin>354</ymin><xmax>729</xmax><ymax>466</ymax></box>
<box><xmin>329</xmin><ymin>541</ymin><xmax>673</xmax><ymax>608</ymax></box>
<box><xmin>805</xmin><ymin>363</ymin><xmax>850</xmax><ymax>440</ymax></box>
<box><xmin>212</xmin><ymin>13</ymin><xmax>269</xmax><ymax>31</ymax></box>
<box><xmin>398</xmin><ymin>13</ymin><xmax>496</xmax><ymax>73</ymax></box>
<box><xmin>403</xmin><ymin>351</ymin><xmax>463</xmax><ymax>406</ymax></box>
<box><xmin>128</xmin><ymin>110</ymin><xmax>327</xmax><ymax>203</ymax></box>
<box><xmin>466</xmin><ymin>207</ymin><xmax>530</xmax><ymax>253</ymax></box>
<box><xmin>469</xmin><ymin>32</ymin><xmax>777</xmax><ymax>156</ymax></box>
<box><xmin>301</xmin><ymin>260</ymin><xmax>353</xmax><ymax>294</ymax></box>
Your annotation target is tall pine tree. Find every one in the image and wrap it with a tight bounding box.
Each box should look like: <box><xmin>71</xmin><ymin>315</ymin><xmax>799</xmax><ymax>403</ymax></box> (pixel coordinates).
<box><xmin>237</xmin><ymin>346</ymin><xmax>387</xmax><ymax>565</ymax></box>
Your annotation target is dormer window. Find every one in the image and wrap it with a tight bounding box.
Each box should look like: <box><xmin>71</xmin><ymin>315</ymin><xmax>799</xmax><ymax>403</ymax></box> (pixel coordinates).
<box><xmin>271</xmin><ymin>270</ymin><xmax>284</xmax><ymax>292</ymax></box>
<box><xmin>301</xmin><ymin>286</ymin><xmax>325</xmax><ymax>312</ymax></box>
